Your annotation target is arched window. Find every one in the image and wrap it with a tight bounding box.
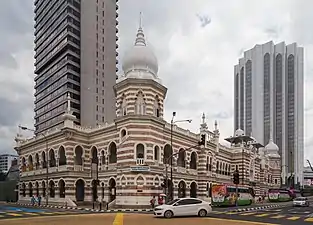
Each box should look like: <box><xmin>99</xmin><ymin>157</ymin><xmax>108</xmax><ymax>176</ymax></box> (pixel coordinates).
<box><xmin>59</xmin><ymin>146</ymin><xmax>67</xmax><ymax>166</ymax></box>
<box><xmin>135</xmin><ymin>91</ymin><xmax>146</xmax><ymax>115</ymax></box>
<box><xmin>136</xmin><ymin>144</ymin><xmax>145</xmax><ymax>165</ymax></box>
<box><xmin>28</xmin><ymin>155</ymin><xmax>33</xmax><ymax>171</ymax></box>
<box><xmin>49</xmin><ymin>149</ymin><xmax>56</xmax><ymax>167</ymax></box>
<box><xmin>154</xmin><ymin>146</ymin><xmax>159</xmax><ymax>161</ymax></box>
<box><xmin>74</xmin><ymin>146</ymin><xmax>83</xmax><ymax>165</ymax></box>
<box><xmin>177</xmin><ymin>149</ymin><xmax>185</xmax><ymax>167</ymax></box>
<box><xmin>109</xmin><ymin>142</ymin><xmax>117</xmax><ymax>163</ymax></box>
<box><xmin>154</xmin><ymin>96</ymin><xmax>160</xmax><ymax>117</ymax></box>
<box><xmin>190</xmin><ymin>152</ymin><xmax>197</xmax><ymax>170</ymax></box>
<box><xmin>121</xmin><ymin>95</ymin><xmax>127</xmax><ymax>116</ymax></box>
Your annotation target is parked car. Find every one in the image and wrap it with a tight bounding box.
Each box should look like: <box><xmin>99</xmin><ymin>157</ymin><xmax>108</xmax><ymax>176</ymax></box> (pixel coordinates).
<box><xmin>293</xmin><ymin>197</ymin><xmax>310</xmax><ymax>207</ymax></box>
<box><xmin>154</xmin><ymin>198</ymin><xmax>212</xmax><ymax>218</ymax></box>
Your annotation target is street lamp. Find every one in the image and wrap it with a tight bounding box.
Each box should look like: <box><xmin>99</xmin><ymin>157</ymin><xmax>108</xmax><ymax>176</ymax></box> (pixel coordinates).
<box><xmin>166</xmin><ymin>112</ymin><xmax>192</xmax><ymax>201</ymax></box>
<box><xmin>19</xmin><ymin>125</ymin><xmax>49</xmax><ymax>206</ymax></box>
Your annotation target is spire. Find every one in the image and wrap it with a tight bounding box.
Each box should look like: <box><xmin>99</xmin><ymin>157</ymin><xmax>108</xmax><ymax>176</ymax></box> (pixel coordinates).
<box><xmin>214</xmin><ymin>120</ymin><xmax>218</xmax><ymax>130</ymax></box>
<box><xmin>135</xmin><ymin>12</ymin><xmax>146</xmax><ymax>46</ymax></box>
<box><xmin>202</xmin><ymin>112</ymin><xmax>205</xmax><ymax>124</ymax></box>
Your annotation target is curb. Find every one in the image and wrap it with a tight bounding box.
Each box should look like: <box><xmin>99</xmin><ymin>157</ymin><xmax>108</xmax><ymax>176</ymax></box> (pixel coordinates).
<box><xmin>13</xmin><ymin>202</ymin><xmax>153</xmax><ymax>213</ymax></box>
<box><xmin>227</xmin><ymin>204</ymin><xmax>287</xmax><ymax>212</ymax></box>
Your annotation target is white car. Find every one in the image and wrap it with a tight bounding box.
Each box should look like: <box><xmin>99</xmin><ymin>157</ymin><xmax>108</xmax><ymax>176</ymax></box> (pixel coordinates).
<box><xmin>154</xmin><ymin>198</ymin><xmax>212</xmax><ymax>218</ymax></box>
<box><xmin>293</xmin><ymin>197</ymin><xmax>310</xmax><ymax>207</ymax></box>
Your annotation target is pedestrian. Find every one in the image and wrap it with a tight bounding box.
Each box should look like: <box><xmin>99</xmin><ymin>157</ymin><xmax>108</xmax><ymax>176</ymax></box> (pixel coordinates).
<box><xmin>31</xmin><ymin>195</ymin><xmax>35</xmax><ymax>206</ymax></box>
<box><xmin>38</xmin><ymin>195</ymin><xmax>41</xmax><ymax>206</ymax></box>
<box><xmin>158</xmin><ymin>196</ymin><xmax>163</xmax><ymax>205</ymax></box>
<box><xmin>150</xmin><ymin>196</ymin><xmax>156</xmax><ymax>208</ymax></box>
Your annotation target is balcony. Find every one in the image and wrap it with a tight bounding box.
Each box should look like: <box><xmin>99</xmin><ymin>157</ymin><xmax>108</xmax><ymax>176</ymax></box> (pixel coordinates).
<box><xmin>188</xmin><ymin>169</ymin><xmax>198</xmax><ymax>175</ymax></box>
<box><xmin>136</xmin><ymin>158</ymin><xmax>144</xmax><ymax>165</ymax></box>
<box><xmin>177</xmin><ymin>167</ymin><xmax>187</xmax><ymax>174</ymax></box>
<box><xmin>74</xmin><ymin>165</ymin><xmax>83</xmax><ymax>171</ymax></box>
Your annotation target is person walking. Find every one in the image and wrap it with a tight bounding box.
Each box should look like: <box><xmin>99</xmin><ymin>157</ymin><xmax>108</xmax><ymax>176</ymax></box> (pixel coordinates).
<box><xmin>150</xmin><ymin>196</ymin><xmax>156</xmax><ymax>209</ymax></box>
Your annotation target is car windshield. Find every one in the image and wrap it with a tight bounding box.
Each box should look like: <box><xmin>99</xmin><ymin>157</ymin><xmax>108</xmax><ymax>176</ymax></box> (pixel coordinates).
<box><xmin>166</xmin><ymin>199</ymin><xmax>180</xmax><ymax>205</ymax></box>
<box><xmin>295</xmin><ymin>197</ymin><xmax>306</xmax><ymax>201</ymax></box>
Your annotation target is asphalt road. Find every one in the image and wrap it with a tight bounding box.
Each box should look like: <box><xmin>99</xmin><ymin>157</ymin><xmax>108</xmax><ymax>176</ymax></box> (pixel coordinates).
<box><xmin>0</xmin><ymin>213</ymin><xmax>281</xmax><ymax>225</ymax></box>
<box><xmin>0</xmin><ymin>204</ymin><xmax>89</xmax><ymax>220</ymax></box>
<box><xmin>210</xmin><ymin>205</ymin><xmax>313</xmax><ymax>224</ymax></box>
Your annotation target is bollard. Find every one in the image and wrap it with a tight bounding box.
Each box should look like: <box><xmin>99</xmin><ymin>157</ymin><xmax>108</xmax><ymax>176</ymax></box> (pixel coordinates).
<box><xmin>100</xmin><ymin>202</ymin><xmax>102</xmax><ymax>211</ymax></box>
<box><xmin>106</xmin><ymin>203</ymin><xmax>109</xmax><ymax>210</ymax></box>
<box><xmin>92</xmin><ymin>202</ymin><xmax>95</xmax><ymax>209</ymax></box>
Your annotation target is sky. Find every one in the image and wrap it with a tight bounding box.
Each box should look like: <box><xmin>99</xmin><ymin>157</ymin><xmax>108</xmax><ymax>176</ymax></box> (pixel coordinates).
<box><xmin>0</xmin><ymin>0</ymin><xmax>313</xmax><ymax>164</ymax></box>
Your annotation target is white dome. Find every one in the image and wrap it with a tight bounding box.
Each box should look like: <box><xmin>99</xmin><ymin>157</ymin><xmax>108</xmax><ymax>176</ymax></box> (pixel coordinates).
<box><xmin>234</xmin><ymin>129</ymin><xmax>244</xmax><ymax>137</ymax></box>
<box><xmin>265</xmin><ymin>139</ymin><xmax>280</xmax><ymax>158</ymax></box>
<box><xmin>122</xmin><ymin>27</ymin><xmax>159</xmax><ymax>80</ymax></box>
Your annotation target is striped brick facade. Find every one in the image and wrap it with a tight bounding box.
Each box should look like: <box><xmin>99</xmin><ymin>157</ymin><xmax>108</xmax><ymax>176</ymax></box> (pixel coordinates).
<box><xmin>15</xmin><ymin>117</ymin><xmax>281</xmax><ymax>206</ymax></box>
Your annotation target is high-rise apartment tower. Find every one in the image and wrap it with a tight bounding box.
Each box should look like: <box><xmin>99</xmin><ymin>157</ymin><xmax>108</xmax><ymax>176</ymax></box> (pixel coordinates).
<box><xmin>33</xmin><ymin>0</ymin><xmax>118</xmax><ymax>133</ymax></box>
<box><xmin>234</xmin><ymin>41</ymin><xmax>304</xmax><ymax>186</ymax></box>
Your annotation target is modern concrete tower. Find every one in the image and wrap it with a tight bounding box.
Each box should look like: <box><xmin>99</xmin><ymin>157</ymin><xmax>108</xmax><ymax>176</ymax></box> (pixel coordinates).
<box><xmin>234</xmin><ymin>41</ymin><xmax>304</xmax><ymax>187</ymax></box>
<box><xmin>33</xmin><ymin>0</ymin><xmax>118</xmax><ymax>133</ymax></box>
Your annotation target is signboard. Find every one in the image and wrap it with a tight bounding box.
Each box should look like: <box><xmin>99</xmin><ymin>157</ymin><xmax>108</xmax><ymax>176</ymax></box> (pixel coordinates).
<box><xmin>130</xmin><ymin>166</ymin><xmax>150</xmax><ymax>172</ymax></box>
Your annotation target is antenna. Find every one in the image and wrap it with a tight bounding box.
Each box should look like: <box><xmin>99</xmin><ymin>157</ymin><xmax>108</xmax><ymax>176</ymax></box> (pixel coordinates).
<box><xmin>139</xmin><ymin>12</ymin><xmax>142</xmax><ymax>28</ymax></box>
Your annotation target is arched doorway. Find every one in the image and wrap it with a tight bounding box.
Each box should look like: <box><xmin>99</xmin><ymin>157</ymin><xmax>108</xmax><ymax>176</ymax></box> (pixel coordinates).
<box><xmin>59</xmin><ymin>180</ymin><xmax>65</xmax><ymax>198</ymax></box>
<box><xmin>28</xmin><ymin>182</ymin><xmax>33</xmax><ymax>197</ymax></box>
<box><xmin>35</xmin><ymin>182</ymin><xmax>39</xmax><ymax>196</ymax></box>
<box><xmin>91</xmin><ymin>180</ymin><xmax>98</xmax><ymax>202</ymax></box>
<box><xmin>190</xmin><ymin>182</ymin><xmax>197</xmax><ymax>198</ymax></box>
<box><xmin>108</xmin><ymin>178</ymin><xmax>116</xmax><ymax>202</ymax></box>
<box><xmin>75</xmin><ymin>179</ymin><xmax>85</xmax><ymax>202</ymax></box>
<box><xmin>49</xmin><ymin>181</ymin><xmax>55</xmax><ymax>198</ymax></box>
<box><xmin>178</xmin><ymin>181</ymin><xmax>186</xmax><ymax>198</ymax></box>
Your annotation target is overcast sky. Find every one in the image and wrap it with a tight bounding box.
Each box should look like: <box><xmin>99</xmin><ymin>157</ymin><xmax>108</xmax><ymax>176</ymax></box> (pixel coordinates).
<box><xmin>0</xmin><ymin>0</ymin><xmax>313</xmax><ymax>164</ymax></box>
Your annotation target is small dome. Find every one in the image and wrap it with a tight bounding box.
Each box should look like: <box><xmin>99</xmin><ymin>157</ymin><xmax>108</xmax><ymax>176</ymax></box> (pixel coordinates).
<box><xmin>265</xmin><ymin>139</ymin><xmax>280</xmax><ymax>158</ymax></box>
<box><xmin>234</xmin><ymin>129</ymin><xmax>244</xmax><ymax>137</ymax></box>
<box><xmin>122</xmin><ymin>27</ymin><xmax>159</xmax><ymax>80</ymax></box>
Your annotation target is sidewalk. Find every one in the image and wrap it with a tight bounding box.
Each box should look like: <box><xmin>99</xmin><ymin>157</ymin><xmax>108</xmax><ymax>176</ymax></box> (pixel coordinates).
<box><xmin>213</xmin><ymin>201</ymin><xmax>292</xmax><ymax>212</ymax></box>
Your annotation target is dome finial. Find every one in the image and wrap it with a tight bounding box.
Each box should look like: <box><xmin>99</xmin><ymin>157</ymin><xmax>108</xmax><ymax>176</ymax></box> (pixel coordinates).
<box><xmin>135</xmin><ymin>12</ymin><xmax>146</xmax><ymax>46</ymax></box>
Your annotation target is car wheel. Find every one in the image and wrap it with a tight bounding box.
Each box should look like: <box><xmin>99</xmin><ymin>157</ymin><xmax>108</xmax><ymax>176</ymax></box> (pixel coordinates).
<box><xmin>164</xmin><ymin>210</ymin><xmax>173</xmax><ymax>219</ymax></box>
<box><xmin>198</xmin><ymin>209</ymin><xmax>207</xmax><ymax>217</ymax></box>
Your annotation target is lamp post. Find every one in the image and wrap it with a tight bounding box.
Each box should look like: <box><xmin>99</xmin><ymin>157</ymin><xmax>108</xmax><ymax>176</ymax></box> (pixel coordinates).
<box><xmin>164</xmin><ymin>142</ymin><xmax>202</xmax><ymax>202</ymax></box>
<box><xmin>19</xmin><ymin>125</ymin><xmax>49</xmax><ymax>206</ymax></box>
<box><xmin>167</xmin><ymin>112</ymin><xmax>192</xmax><ymax>201</ymax></box>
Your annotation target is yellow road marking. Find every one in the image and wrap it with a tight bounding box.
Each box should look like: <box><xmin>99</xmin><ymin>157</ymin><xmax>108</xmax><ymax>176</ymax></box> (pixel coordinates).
<box><xmin>40</xmin><ymin>212</ymin><xmax>55</xmax><ymax>215</ymax></box>
<box><xmin>226</xmin><ymin>212</ymin><xmax>238</xmax><ymax>214</ymax></box>
<box><xmin>113</xmin><ymin>213</ymin><xmax>123</xmax><ymax>225</ymax></box>
<box><xmin>205</xmin><ymin>217</ymin><xmax>279</xmax><ymax>225</ymax></box>
<box><xmin>22</xmin><ymin>212</ymin><xmax>39</xmax><ymax>216</ymax></box>
<box><xmin>6</xmin><ymin>213</ymin><xmax>23</xmax><ymax>217</ymax></box>
<box><xmin>212</xmin><ymin>211</ymin><xmax>225</xmax><ymax>214</ymax></box>
<box><xmin>270</xmin><ymin>215</ymin><xmax>285</xmax><ymax>219</ymax></box>
<box><xmin>241</xmin><ymin>212</ymin><xmax>256</xmax><ymax>216</ymax></box>
<box><xmin>287</xmin><ymin>216</ymin><xmax>300</xmax><ymax>220</ymax></box>
<box><xmin>304</xmin><ymin>218</ymin><xmax>313</xmax><ymax>222</ymax></box>
<box><xmin>255</xmin><ymin>213</ymin><xmax>269</xmax><ymax>217</ymax></box>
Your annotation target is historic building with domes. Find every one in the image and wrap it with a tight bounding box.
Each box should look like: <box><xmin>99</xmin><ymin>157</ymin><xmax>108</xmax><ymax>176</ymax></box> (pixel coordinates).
<box><xmin>14</xmin><ymin>23</ymin><xmax>281</xmax><ymax>207</ymax></box>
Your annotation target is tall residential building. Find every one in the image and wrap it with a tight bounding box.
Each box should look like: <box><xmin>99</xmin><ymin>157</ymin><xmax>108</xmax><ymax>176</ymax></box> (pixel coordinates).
<box><xmin>0</xmin><ymin>154</ymin><xmax>18</xmax><ymax>173</ymax></box>
<box><xmin>33</xmin><ymin>0</ymin><xmax>118</xmax><ymax>134</ymax></box>
<box><xmin>234</xmin><ymin>41</ymin><xmax>304</xmax><ymax>186</ymax></box>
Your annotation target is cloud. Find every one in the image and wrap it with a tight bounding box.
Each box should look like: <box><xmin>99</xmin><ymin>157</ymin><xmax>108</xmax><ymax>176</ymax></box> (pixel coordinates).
<box><xmin>1</xmin><ymin>0</ymin><xmax>313</xmax><ymax>167</ymax></box>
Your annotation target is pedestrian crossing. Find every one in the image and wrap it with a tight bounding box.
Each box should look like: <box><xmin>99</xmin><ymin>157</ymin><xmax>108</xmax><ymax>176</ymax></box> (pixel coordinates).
<box><xmin>211</xmin><ymin>210</ymin><xmax>313</xmax><ymax>222</ymax></box>
<box><xmin>0</xmin><ymin>210</ymin><xmax>80</xmax><ymax>219</ymax></box>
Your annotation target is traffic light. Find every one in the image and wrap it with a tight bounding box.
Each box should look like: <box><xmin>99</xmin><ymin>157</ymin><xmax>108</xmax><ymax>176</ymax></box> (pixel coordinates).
<box><xmin>199</xmin><ymin>134</ymin><xmax>205</xmax><ymax>145</ymax></box>
<box><xmin>233</xmin><ymin>170</ymin><xmax>240</xmax><ymax>185</ymax></box>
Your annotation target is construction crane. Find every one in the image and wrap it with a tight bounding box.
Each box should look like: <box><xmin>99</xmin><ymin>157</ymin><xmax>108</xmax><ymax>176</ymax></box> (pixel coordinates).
<box><xmin>307</xmin><ymin>159</ymin><xmax>313</xmax><ymax>171</ymax></box>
